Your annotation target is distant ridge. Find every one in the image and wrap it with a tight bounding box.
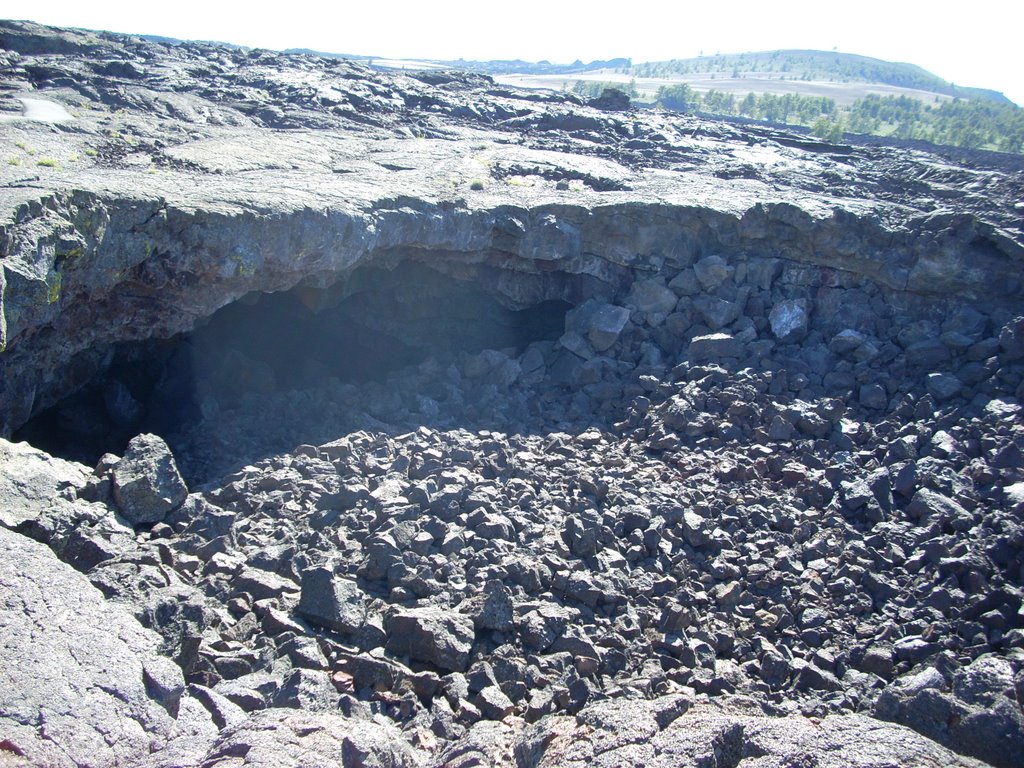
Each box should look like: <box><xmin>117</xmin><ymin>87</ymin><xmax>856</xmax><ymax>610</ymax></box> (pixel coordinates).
<box><xmin>628</xmin><ymin>49</ymin><xmax>1012</xmax><ymax>105</ymax></box>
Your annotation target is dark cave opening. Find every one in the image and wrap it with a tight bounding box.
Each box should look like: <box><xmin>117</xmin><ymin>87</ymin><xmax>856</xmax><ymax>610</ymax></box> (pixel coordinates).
<box><xmin>14</xmin><ymin>262</ymin><xmax>572</xmax><ymax>471</ymax></box>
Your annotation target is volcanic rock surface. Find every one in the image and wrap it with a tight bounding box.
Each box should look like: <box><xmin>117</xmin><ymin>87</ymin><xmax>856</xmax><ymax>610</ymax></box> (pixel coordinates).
<box><xmin>1</xmin><ymin>19</ymin><xmax>1024</xmax><ymax>768</ymax></box>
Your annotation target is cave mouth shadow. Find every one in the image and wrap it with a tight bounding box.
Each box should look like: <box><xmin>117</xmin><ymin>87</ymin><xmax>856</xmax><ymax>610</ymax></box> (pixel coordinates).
<box><xmin>14</xmin><ymin>262</ymin><xmax>574</xmax><ymax>484</ymax></box>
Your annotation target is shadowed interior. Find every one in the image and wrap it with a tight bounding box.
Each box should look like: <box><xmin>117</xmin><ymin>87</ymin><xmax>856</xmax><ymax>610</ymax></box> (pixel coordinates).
<box><xmin>14</xmin><ymin>262</ymin><xmax>572</xmax><ymax>468</ymax></box>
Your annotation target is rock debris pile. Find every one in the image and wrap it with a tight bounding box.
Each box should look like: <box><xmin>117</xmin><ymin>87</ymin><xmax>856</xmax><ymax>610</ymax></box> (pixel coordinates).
<box><xmin>1</xmin><ymin>19</ymin><xmax>1023</xmax><ymax>768</ymax></box>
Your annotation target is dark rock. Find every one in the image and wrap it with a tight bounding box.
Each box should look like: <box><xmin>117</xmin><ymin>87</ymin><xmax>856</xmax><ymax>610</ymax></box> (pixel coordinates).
<box><xmin>474</xmin><ymin>685</ymin><xmax>515</xmax><ymax>720</ymax></box>
<box><xmin>952</xmin><ymin>655</ymin><xmax>1015</xmax><ymax>707</ymax></box>
<box><xmin>588</xmin><ymin>87</ymin><xmax>630</xmax><ymax>111</ymax></box>
<box><xmin>857</xmin><ymin>646</ymin><xmax>895</xmax><ymax>679</ymax></box>
<box><xmin>563</xmin><ymin>509</ymin><xmax>611</xmax><ymax>558</ymax></box>
<box><xmin>926</xmin><ymin>372</ymin><xmax>962</xmax><ymax>402</ymax></box>
<box><xmin>999</xmin><ymin>316</ymin><xmax>1024</xmax><ymax>360</ymax></box>
<box><xmin>460</xmin><ymin>579</ymin><xmax>515</xmax><ymax>631</ymax></box>
<box><xmin>906</xmin><ymin>488</ymin><xmax>967</xmax><ymax>523</ymax></box>
<box><xmin>626</xmin><ymin>279</ymin><xmax>679</xmax><ymax>316</ymax></box>
<box><xmin>272</xmin><ymin>668</ymin><xmax>338</xmax><ymax>711</ymax></box>
<box><xmin>232</xmin><ymin>566</ymin><xmax>299</xmax><ymax>602</ymax></box>
<box><xmin>688</xmin><ymin>332</ymin><xmax>742</xmax><ymax>361</ymax></box>
<box><xmin>561</xmin><ymin>299</ymin><xmax>631</xmax><ymax>356</ymax></box>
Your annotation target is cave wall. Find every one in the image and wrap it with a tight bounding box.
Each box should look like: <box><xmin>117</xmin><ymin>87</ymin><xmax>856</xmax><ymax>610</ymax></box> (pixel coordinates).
<box><xmin>1</xmin><ymin>190</ymin><xmax>1022</xmax><ymax>436</ymax></box>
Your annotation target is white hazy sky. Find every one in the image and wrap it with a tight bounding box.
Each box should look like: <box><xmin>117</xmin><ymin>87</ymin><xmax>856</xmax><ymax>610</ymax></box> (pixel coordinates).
<box><xmin>10</xmin><ymin>1</ymin><xmax>1024</xmax><ymax>105</ymax></box>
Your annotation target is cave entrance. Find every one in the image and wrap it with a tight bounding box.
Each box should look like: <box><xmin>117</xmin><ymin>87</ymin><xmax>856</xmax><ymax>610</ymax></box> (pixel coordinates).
<box><xmin>14</xmin><ymin>262</ymin><xmax>572</xmax><ymax>475</ymax></box>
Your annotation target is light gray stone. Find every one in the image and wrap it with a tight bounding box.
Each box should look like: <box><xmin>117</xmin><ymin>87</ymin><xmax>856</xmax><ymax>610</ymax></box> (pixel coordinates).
<box><xmin>0</xmin><ymin>526</ymin><xmax>182</xmax><ymax>768</ymax></box>
<box><xmin>385</xmin><ymin>607</ymin><xmax>475</xmax><ymax>672</ymax></box>
<box><xmin>112</xmin><ymin>433</ymin><xmax>188</xmax><ymax>525</ymax></box>
<box><xmin>769</xmin><ymin>298</ymin><xmax>811</xmax><ymax>342</ymax></box>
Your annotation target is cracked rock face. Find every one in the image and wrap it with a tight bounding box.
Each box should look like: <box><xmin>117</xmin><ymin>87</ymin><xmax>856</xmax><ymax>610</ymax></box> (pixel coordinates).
<box><xmin>0</xmin><ymin>526</ymin><xmax>183</xmax><ymax>768</ymax></box>
<box><xmin>1</xmin><ymin>19</ymin><xmax>1023</xmax><ymax>768</ymax></box>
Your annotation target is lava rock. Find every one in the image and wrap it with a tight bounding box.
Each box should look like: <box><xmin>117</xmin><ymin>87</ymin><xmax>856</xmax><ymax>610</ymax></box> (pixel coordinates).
<box><xmin>561</xmin><ymin>299</ymin><xmax>631</xmax><ymax>355</ymax></box>
<box><xmin>688</xmin><ymin>332</ymin><xmax>742</xmax><ymax>361</ymax></box>
<box><xmin>199</xmin><ymin>708</ymin><xmax>420</xmax><ymax>767</ymax></box>
<box><xmin>385</xmin><ymin>607</ymin><xmax>475</xmax><ymax>672</ymax></box>
<box><xmin>112</xmin><ymin>433</ymin><xmax>188</xmax><ymax>525</ymax></box>
<box><xmin>0</xmin><ymin>437</ymin><xmax>89</xmax><ymax>528</ymax></box>
<box><xmin>769</xmin><ymin>299</ymin><xmax>810</xmax><ymax>342</ymax></box>
<box><xmin>296</xmin><ymin>565</ymin><xmax>366</xmax><ymax>635</ymax></box>
<box><xmin>0</xmin><ymin>526</ymin><xmax>183</xmax><ymax>767</ymax></box>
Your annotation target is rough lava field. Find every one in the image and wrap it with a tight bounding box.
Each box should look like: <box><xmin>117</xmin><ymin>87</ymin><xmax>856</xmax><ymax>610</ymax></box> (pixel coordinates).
<box><xmin>1</xmin><ymin>20</ymin><xmax>1024</xmax><ymax>768</ymax></box>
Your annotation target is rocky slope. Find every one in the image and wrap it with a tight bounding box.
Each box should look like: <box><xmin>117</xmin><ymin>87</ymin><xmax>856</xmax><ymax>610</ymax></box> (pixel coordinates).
<box><xmin>1</xmin><ymin>19</ymin><xmax>1023</xmax><ymax>768</ymax></box>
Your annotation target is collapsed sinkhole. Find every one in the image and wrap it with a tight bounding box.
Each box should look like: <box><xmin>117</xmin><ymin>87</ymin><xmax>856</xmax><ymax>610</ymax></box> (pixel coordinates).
<box><xmin>15</xmin><ymin>262</ymin><xmax>572</xmax><ymax>479</ymax></box>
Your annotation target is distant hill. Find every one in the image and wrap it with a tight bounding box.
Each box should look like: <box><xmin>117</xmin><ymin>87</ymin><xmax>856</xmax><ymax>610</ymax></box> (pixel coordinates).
<box><xmin>628</xmin><ymin>50</ymin><xmax>1012</xmax><ymax>105</ymax></box>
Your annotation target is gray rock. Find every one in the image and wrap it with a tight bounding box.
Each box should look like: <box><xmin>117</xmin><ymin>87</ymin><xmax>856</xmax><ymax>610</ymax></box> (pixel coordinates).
<box><xmin>693</xmin><ymin>255</ymin><xmax>734</xmax><ymax>290</ymax></box>
<box><xmin>858</xmin><ymin>645</ymin><xmax>895</xmax><ymax>679</ymax></box>
<box><xmin>475</xmin><ymin>685</ymin><xmax>515</xmax><ymax>720</ymax></box>
<box><xmin>385</xmin><ymin>607</ymin><xmax>475</xmax><ymax>672</ymax></box>
<box><xmin>563</xmin><ymin>509</ymin><xmax>610</xmax><ymax>558</ymax></box>
<box><xmin>692</xmin><ymin>294</ymin><xmax>742</xmax><ymax>330</ymax></box>
<box><xmin>296</xmin><ymin>565</ymin><xmax>366</xmax><ymax>635</ymax></box>
<box><xmin>999</xmin><ymin>316</ymin><xmax>1024</xmax><ymax>359</ymax></box>
<box><xmin>953</xmin><ymin>698</ymin><xmax>1024</xmax><ymax>768</ymax></box>
<box><xmin>688</xmin><ymin>332</ymin><xmax>742</xmax><ymax>361</ymax></box>
<box><xmin>112</xmin><ymin>433</ymin><xmax>188</xmax><ymax>525</ymax></box>
<box><xmin>859</xmin><ymin>383</ymin><xmax>889</xmax><ymax>409</ymax></box>
<box><xmin>272</xmin><ymin>668</ymin><xmax>338</xmax><ymax>711</ymax></box>
<box><xmin>460</xmin><ymin>579</ymin><xmax>515</xmax><ymax>631</ymax></box>
<box><xmin>232</xmin><ymin>566</ymin><xmax>300</xmax><ymax>601</ymax></box>
<box><xmin>905</xmin><ymin>338</ymin><xmax>951</xmax><ymax>367</ymax></box>
<box><xmin>769</xmin><ymin>299</ymin><xmax>810</xmax><ymax>342</ymax></box>
<box><xmin>561</xmin><ymin>299</ymin><xmax>631</xmax><ymax>356</ymax></box>
<box><xmin>200</xmin><ymin>708</ymin><xmax>420</xmax><ymax>767</ymax></box>
<box><xmin>514</xmin><ymin>696</ymin><xmax>989</xmax><ymax>767</ymax></box>
<box><xmin>830</xmin><ymin>328</ymin><xmax>868</xmax><ymax>355</ymax></box>
<box><xmin>0</xmin><ymin>526</ymin><xmax>181</xmax><ymax>768</ymax></box>
<box><xmin>953</xmin><ymin>656</ymin><xmax>1016</xmax><ymax>707</ymax></box>
<box><xmin>926</xmin><ymin>372</ymin><xmax>962</xmax><ymax>402</ymax></box>
<box><xmin>906</xmin><ymin>488</ymin><xmax>967</xmax><ymax>522</ymax></box>
<box><xmin>626</xmin><ymin>279</ymin><xmax>679</xmax><ymax>315</ymax></box>
<box><xmin>0</xmin><ymin>437</ymin><xmax>89</xmax><ymax>529</ymax></box>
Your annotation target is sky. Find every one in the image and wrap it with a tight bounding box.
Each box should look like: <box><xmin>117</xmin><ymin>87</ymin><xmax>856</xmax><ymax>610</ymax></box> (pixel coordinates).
<box><xmin>9</xmin><ymin>1</ymin><xmax>1024</xmax><ymax>105</ymax></box>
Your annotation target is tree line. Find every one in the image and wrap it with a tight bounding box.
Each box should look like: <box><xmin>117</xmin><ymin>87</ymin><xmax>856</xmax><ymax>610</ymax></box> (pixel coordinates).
<box><xmin>564</xmin><ymin>79</ymin><xmax>1023</xmax><ymax>154</ymax></box>
<box><xmin>650</xmin><ymin>85</ymin><xmax>1024</xmax><ymax>155</ymax></box>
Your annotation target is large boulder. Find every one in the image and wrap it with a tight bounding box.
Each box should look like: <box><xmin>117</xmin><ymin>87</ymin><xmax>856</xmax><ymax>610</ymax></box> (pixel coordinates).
<box><xmin>560</xmin><ymin>299</ymin><xmax>632</xmax><ymax>356</ymax></box>
<box><xmin>688</xmin><ymin>332</ymin><xmax>742</xmax><ymax>361</ymax></box>
<box><xmin>625</xmin><ymin>279</ymin><xmax>679</xmax><ymax>316</ymax></box>
<box><xmin>0</xmin><ymin>526</ymin><xmax>184</xmax><ymax>768</ymax></box>
<box><xmin>514</xmin><ymin>696</ymin><xmax>992</xmax><ymax>767</ymax></box>
<box><xmin>112</xmin><ymin>433</ymin><xmax>188</xmax><ymax>525</ymax></box>
<box><xmin>769</xmin><ymin>298</ymin><xmax>811</xmax><ymax>342</ymax></box>
<box><xmin>385</xmin><ymin>607</ymin><xmax>475</xmax><ymax>672</ymax></box>
<box><xmin>199</xmin><ymin>708</ymin><xmax>420</xmax><ymax>768</ymax></box>
<box><xmin>0</xmin><ymin>438</ymin><xmax>89</xmax><ymax>529</ymax></box>
<box><xmin>296</xmin><ymin>566</ymin><xmax>367</xmax><ymax>635</ymax></box>
<box><xmin>876</xmin><ymin>659</ymin><xmax>1024</xmax><ymax>768</ymax></box>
